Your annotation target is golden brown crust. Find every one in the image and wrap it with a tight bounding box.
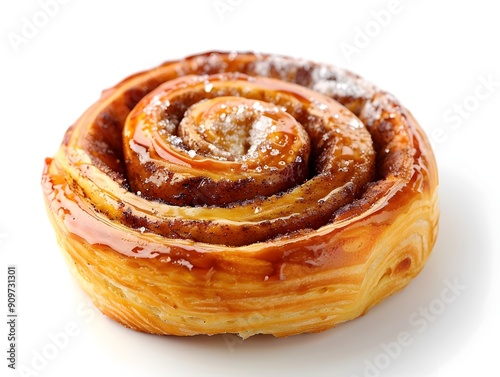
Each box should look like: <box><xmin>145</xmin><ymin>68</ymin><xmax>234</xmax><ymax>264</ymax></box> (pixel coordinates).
<box><xmin>42</xmin><ymin>51</ymin><xmax>439</xmax><ymax>338</ymax></box>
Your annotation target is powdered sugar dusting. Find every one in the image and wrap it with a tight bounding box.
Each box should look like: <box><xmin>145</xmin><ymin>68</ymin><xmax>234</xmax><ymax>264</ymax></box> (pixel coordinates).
<box><xmin>313</xmin><ymin>79</ymin><xmax>363</xmax><ymax>99</ymax></box>
<box><xmin>246</xmin><ymin>114</ymin><xmax>274</xmax><ymax>158</ymax></box>
<box><xmin>310</xmin><ymin>64</ymin><xmax>373</xmax><ymax>99</ymax></box>
<box><xmin>179</xmin><ymin>52</ymin><xmax>398</xmax><ymax>131</ymax></box>
<box><xmin>360</xmin><ymin>92</ymin><xmax>399</xmax><ymax>126</ymax></box>
<box><xmin>250</xmin><ymin>54</ymin><xmax>400</xmax><ymax>127</ymax></box>
<box><xmin>145</xmin><ymin>96</ymin><xmax>170</xmax><ymax>116</ymax></box>
<box><xmin>145</xmin><ymin>170</ymin><xmax>168</xmax><ymax>187</ymax></box>
<box><xmin>191</xmin><ymin>53</ymin><xmax>228</xmax><ymax>74</ymax></box>
<box><xmin>251</xmin><ymin>56</ymin><xmax>374</xmax><ymax>100</ymax></box>
<box><xmin>174</xmin><ymin>259</ymin><xmax>194</xmax><ymax>271</ymax></box>
<box><xmin>129</xmin><ymin>140</ymin><xmax>150</xmax><ymax>164</ymax></box>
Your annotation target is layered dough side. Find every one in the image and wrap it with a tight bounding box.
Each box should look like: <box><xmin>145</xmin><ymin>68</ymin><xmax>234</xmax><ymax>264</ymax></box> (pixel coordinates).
<box><xmin>43</xmin><ymin>139</ymin><xmax>438</xmax><ymax>338</ymax></box>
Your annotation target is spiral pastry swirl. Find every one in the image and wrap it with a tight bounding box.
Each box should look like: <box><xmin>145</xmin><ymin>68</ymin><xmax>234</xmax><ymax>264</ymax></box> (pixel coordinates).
<box><xmin>42</xmin><ymin>51</ymin><xmax>439</xmax><ymax>338</ymax></box>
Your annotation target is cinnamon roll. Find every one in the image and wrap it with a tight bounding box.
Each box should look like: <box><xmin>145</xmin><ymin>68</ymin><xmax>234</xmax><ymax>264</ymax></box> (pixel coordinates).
<box><xmin>42</xmin><ymin>51</ymin><xmax>439</xmax><ymax>338</ymax></box>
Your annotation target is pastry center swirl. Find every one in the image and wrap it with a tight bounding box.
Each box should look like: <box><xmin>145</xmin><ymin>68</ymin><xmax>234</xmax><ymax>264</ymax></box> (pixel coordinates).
<box><xmin>179</xmin><ymin>96</ymin><xmax>304</xmax><ymax>164</ymax></box>
<box><xmin>124</xmin><ymin>73</ymin><xmax>318</xmax><ymax>206</ymax></box>
<box><xmin>119</xmin><ymin>72</ymin><xmax>376</xmax><ymax>245</ymax></box>
<box><xmin>121</xmin><ymin>71</ymin><xmax>376</xmax><ymax>244</ymax></box>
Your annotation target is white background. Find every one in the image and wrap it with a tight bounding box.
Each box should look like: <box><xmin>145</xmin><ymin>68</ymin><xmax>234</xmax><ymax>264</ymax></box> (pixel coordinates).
<box><xmin>1</xmin><ymin>0</ymin><xmax>499</xmax><ymax>376</ymax></box>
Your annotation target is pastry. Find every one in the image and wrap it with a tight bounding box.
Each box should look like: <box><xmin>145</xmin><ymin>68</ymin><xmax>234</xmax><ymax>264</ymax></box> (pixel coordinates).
<box><xmin>42</xmin><ymin>51</ymin><xmax>439</xmax><ymax>338</ymax></box>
